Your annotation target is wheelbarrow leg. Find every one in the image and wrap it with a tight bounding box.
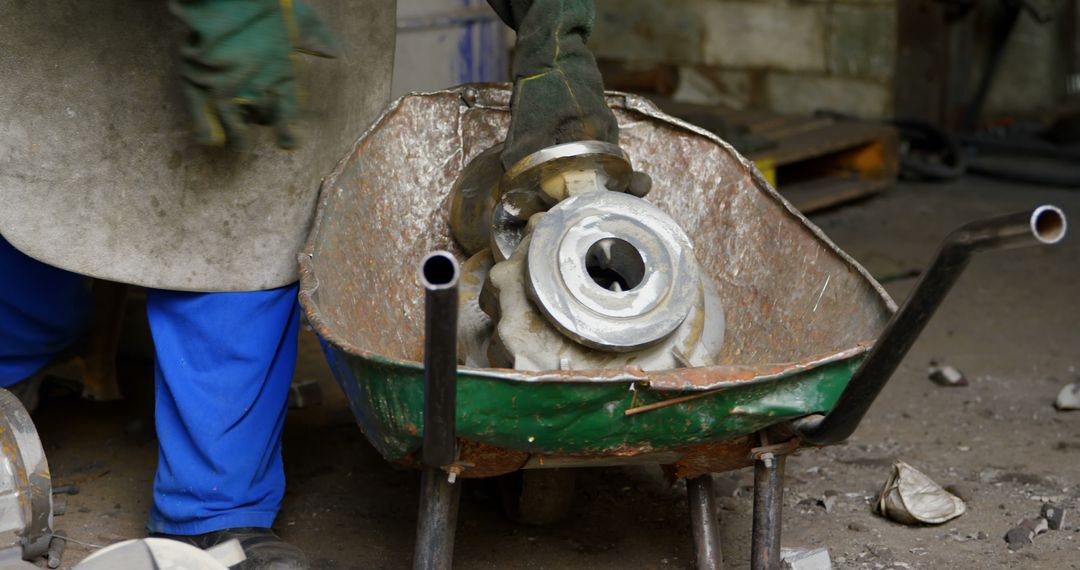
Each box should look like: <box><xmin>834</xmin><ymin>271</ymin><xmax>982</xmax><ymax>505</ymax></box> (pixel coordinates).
<box><xmin>413</xmin><ymin>467</ymin><xmax>461</xmax><ymax>570</ymax></box>
<box><xmin>751</xmin><ymin>453</ymin><xmax>786</xmax><ymax>570</ymax></box>
<box><xmin>687</xmin><ymin>475</ymin><xmax>723</xmax><ymax>570</ymax></box>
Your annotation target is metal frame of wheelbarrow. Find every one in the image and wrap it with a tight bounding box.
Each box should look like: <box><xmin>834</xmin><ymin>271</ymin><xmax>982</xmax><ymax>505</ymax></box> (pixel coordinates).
<box><xmin>407</xmin><ymin>206</ymin><xmax>1066</xmax><ymax>570</ymax></box>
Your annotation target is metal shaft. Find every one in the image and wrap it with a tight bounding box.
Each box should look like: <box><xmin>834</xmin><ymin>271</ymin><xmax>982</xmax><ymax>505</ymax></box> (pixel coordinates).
<box><xmin>420</xmin><ymin>251</ymin><xmax>461</xmax><ymax>468</ymax></box>
<box><xmin>413</xmin><ymin>467</ymin><xmax>462</xmax><ymax>570</ymax></box>
<box><xmin>687</xmin><ymin>476</ymin><xmax>724</xmax><ymax>570</ymax></box>
<box><xmin>751</xmin><ymin>454</ymin><xmax>786</xmax><ymax>570</ymax></box>
<box><xmin>796</xmin><ymin>205</ymin><xmax>1066</xmax><ymax>445</ymax></box>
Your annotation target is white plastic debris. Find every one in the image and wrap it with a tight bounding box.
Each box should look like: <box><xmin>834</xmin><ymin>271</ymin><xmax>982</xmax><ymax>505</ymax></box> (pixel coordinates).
<box><xmin>928</xmin><ymin>364</ymin><xmax>967</xmax><ymax>387</ymax></box>
<box><xmin>878</xmin><ymin>460</ymin><xmax>966</xmax><ymax>525</ymax></box>
<box><xmin>1055</xmin><ymin>383</ymin><xmax>1080</xmax><ymax>411</ymax></box>
<box><xmin>780</xmin><ymin>547</ymin><xmax>832</xmax><ymax>570</ymax></box>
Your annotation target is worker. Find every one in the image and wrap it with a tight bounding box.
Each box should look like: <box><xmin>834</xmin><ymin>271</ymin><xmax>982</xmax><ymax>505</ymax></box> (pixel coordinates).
<box><xmin>0</xmin><ymin>1</ymin><xmax>615</xmax><ymax>568</ymax></box>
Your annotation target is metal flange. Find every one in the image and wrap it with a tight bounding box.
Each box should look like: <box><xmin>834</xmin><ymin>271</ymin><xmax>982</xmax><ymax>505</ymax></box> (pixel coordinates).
<box><xmin>492</xmin><ymin>141</ymin><xmax>634</xmax><ymax>261</ymax></box>
<box><xmin>525</xmin><ymin>191</ymin><xmax>699</xmax><ymax>352</ymax></box>
<box><xmin>0</xmin><ymin>388</ymin><xmax>52</xmax><ymax>563</ymax></box>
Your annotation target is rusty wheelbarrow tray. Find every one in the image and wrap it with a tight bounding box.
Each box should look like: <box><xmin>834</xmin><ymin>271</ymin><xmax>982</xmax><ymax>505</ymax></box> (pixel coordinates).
<box><xmin>298</xmin><ymin>85</ymin><xmax>1066</xmax><ymax>569</ymax></box>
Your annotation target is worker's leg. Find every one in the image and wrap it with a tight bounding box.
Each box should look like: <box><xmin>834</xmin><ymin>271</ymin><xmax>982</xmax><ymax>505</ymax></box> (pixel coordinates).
<box><xmin>0</xmin><ymin>236</ymin><xmax>92</xmax><ymax>387</ymax></box>
<box><xmin>145</xmin><ymin>285</ymin><xmax>299</xmax><ymax>534</ymax></box>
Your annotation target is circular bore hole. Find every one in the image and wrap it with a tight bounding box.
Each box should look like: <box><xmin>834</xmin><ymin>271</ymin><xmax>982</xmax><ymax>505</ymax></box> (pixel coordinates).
<box><xmin>422</xmin><ymin>253</ymin><xmax>458</xmax><ymax>286</ymax></box>
<box><xmin>585</xmin><ymin>238</ymin><xmax>646</xmax><ymax>292</ymax></box>
<box><xmin>1032</xmin><ymin>206</ymin><xmax>1066</xmax><ymax>244</ymax></box>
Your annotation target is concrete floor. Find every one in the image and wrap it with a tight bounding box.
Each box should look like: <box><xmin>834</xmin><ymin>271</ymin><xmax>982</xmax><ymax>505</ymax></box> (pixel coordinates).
<box><xmin>28</xmin><ymin>176</ymin><xmax>1080</xmax><ymax>569</ymax></box>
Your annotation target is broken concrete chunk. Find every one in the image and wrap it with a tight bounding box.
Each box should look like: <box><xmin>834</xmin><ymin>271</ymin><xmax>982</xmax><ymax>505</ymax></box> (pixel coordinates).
<box><xmin>928</xmin><ymin>364</ymin><xmax>968</xmax><ymax>387</ymax></box>
<box><xmin>1019</xmin><ymin>517</ymin><xmax>1049</xmax><ymax>536</ymax></box>
<box><xmin>1041</xmin><ymin>503</ymin><xmax>1067</xmax><ymax>530</ymax></box>
<box><xmin>1005</xmin><ymin>526</ymin><xmax>1034</xmax><ymax>550</ymax></box>
<box><xmin>878</xmin><ymin>460</ymin><xmax>966</xmax><ymax>525</ymax></box>
<box><xmin>1055</xmin><ymin>383</ymin><xmax>1080</xmax><ymax>411</ymax></box>
<box><xmin>780</xmin><ymin>547</ymin><xmax>833</xmax><ymax>570</ymax></box>
<box><xmin>818</xmin><ymin>490</ymin><xmax>838</xmax><ymax>513</ymax></box>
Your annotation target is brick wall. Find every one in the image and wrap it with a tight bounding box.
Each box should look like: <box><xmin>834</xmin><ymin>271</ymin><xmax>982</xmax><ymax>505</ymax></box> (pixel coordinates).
<box><xmin>591</xmin><ymin>0</ymin><xmax>898</xmax><ymax>118</ymax></box>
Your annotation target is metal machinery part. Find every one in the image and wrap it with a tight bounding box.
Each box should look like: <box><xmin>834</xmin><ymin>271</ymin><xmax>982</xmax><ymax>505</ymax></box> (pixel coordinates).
<box><xmin>0</xmin><ymin>389</ymin><xmax>52</xmax><ymax>568</ymax></box>
<box><xmin>449</xmin><ymin>140</ymin><xmax>637</xmax><ymax>262</ymax></box>
<box><xmin>526</xmin><ymin>191</ymin><xmax>699</xmax><ymax>351</ymax></box>
<box><xmin>492</xmin><ymin>141</ymin><xmax>634</xmax><ymax>262</ymax></box>
<box><xmin>452</xmin><ymin>140</ymin><xmax>725</xmax><ymax>370</ymax></box>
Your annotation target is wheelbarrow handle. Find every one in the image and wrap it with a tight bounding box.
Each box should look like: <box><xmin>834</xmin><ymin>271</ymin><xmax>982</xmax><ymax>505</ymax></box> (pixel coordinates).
<box><xmin>420</xmin><ymin>251</ymin><xmax>461</xmax><ymax>468</ymax></box>
<box><xmin>795</xmin><ymin>205</ymin><xmax>1067</xmax><ymax>446</ymax></box>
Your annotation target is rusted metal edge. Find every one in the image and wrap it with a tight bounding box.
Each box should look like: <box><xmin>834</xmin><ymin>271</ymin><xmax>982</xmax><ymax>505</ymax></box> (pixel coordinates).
<box><xmin>298</xmin><ymin>84</ymin><xmax>893</xmax><ymax>391</ymax></box>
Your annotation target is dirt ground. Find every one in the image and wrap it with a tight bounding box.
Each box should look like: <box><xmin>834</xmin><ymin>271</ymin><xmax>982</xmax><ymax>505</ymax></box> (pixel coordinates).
<box><xmin>26</xmin><ymin>176</ymin><xmax>1080</xmax><ymax>569</ymax></box>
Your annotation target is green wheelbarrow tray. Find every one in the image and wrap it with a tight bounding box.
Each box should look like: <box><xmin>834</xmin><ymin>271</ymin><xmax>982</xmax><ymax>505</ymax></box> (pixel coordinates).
<box><xmin>299</xmin><ymin>85</ymin><xmax>1065</xmax><ymax>568</ymax></box>
<box><xmin>298</xmin><ymin>85</ymin><xmax>899</xmax><ymax>478</ymax></box>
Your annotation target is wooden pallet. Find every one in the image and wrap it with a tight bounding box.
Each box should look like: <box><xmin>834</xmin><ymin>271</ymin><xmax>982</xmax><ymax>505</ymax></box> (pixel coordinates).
<box><xmin>653</xmin><ymin>99</ymin><xmax>900</xmax><ymax>214</ymax></box>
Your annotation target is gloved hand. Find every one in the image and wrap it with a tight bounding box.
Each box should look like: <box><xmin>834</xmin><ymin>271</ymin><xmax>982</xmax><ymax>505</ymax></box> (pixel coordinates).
<box><xmin>170</xmin><ymin>0</ymin><xmax>337</xmax><ymax>149</ymax></box>
<box><xmin>487</xmin><ymin>0</ymin><xmax>619</xmax><ymax>169</ymax></box>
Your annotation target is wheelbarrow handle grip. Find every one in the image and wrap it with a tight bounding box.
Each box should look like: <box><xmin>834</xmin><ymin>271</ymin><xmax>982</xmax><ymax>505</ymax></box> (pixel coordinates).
<box><xmin>420</xmin><ymin>251</ymin><xmax>461</xmax><ymax>468</ymax></box>
<box><xmin>795</xmin><ymin>205</ymin><xmax>1067</xmax><ymax>446</ymax></box>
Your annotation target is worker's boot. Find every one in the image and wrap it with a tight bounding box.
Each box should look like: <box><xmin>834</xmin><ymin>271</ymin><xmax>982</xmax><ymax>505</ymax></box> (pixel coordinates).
<box><xmin>151</xmin><ymin>527</ymin><xmax>308</xmax><ymax>570</ymax></box>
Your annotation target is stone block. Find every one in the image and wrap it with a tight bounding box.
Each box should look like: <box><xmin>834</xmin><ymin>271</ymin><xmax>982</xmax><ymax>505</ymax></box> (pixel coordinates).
<box><xmin>767</xmin><ymin>73</ymin><xmax>891</xmax><ymax>118</ymax></box>
<box><xmin>672</xmin><ymin>67</ymin><xmax>753</xmax><ymax>109</ymax></box>
<box><xmin>828</xmin><ymin>3</ymin><xmax>897</xmax><ymax>81</ymax></box>
<box><xmin>592</xmin><ymin>0</ymin><xmax>705</xmax><ymax>64</ymax></box>
<box><xmin>702</xmin><ymin>1</ymin><xmax>827</xmax><ymax>72</ymax></box>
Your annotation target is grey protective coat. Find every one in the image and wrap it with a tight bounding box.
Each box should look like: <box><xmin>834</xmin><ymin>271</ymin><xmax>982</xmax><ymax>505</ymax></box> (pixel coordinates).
<box><xmin>0</xmin><ymin>0</ymin><xmax>396</xmax><ymax>291</ymax></box>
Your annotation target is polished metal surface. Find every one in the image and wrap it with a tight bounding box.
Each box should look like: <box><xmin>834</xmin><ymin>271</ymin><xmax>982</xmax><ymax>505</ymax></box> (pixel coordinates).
<box><xmin>501</xmin><ymin>140</ymin><xmax>632</xmax><ymax>196</ymax></box>
<box><xmin>0</xmin><ymin>0</ymin><xmax>395</xmax><ymax>291</ymax></box>
<box><xmin>0</xmin><ymin>389</ymin><xmax>52</xmax><ymax>562</ymax></box>
<box><xmin>526</xmin><ymin>191</ymin><xmax>699</xmax><ymax>351</ymax></box>
<box><xmin>487</xmin><ymin>140</ymin><xmax>633</xmax><ymax>261</ymax></box>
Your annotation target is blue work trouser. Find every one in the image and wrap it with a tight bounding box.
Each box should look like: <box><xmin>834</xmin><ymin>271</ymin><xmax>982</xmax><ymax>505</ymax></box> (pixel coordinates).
<box><xmin>0</xmin><ymin>236</ymin><xmax>299</xmax><ymax>535</ymax></box>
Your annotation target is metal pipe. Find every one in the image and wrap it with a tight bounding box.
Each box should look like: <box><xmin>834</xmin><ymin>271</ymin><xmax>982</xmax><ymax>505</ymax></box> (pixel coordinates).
<box><xmin>796</xmin><ymin>205</ymin><xmax>1067</xmax><ymax>445</ymax></box>
<box><xmin>413</xmin><ymin>466</ymin><xmax>462</xmax><ymax>570</ymax></box>
<box><xmin>687</xmin><ymin>476</ymin><xmax>724</xmax><ymax>570</ymax></box>
<box><xmin>751</xmin><ymin>454</ymin><xmax>785</xmax><ymax>570</ymax></box>
<box><xmin>420</xmin><ymin>251</ymin><xmax>461</xmax><ymax>468</ymax></box>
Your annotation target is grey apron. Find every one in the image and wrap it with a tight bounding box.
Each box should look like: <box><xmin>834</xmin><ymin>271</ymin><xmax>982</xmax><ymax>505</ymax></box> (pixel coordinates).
<box><xmin>0</xmin><ymin>0</ymin><xmax>395</xmax><ymax>291</ymax></box>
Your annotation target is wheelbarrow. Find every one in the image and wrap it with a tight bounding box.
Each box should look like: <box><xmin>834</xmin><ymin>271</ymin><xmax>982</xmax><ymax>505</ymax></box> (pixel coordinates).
<box><xmin>297</xmin><ymin>85</ymin><xmax>1067</xmax><ymax>569</ymax></box>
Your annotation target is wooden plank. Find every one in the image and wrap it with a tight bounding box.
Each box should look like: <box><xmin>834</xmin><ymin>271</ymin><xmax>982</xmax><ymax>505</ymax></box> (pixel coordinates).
<box><xmin>748</xmin><ymin>121</ymin><xmax>896</xmax><ymax>167</ymax></box>
<box><xmin>780</xmin><ymin>175</ymin><xmax>891</xmax><ymax>214</ymax></box>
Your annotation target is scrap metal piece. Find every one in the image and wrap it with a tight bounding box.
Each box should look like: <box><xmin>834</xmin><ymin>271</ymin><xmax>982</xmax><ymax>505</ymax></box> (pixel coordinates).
<box><xmin>0</xmin><ymin>388</ymin><xmax>52</xmax><ymax>563</ymax></box>
<box><xmin>877</xmin><ymin>460</ymin><xmax>965</xmax><ymax>525</ymax></box>
<box><xmin>501</xmin><ymin>140</ymin><xmax>632</xmax><ymax>197</ymax></box>
<box><xmin>484</xmin><ymin>232</ymin><xmax>723</xmax><ymax>371</ymax></box>
<box><xmin>490</xmin><ymin>141</ymin><xmax>634</xmax><ymax>261</ymax></box>
<box><xmin>526</xmin><ymin>191</ymin><xmax>699</xmax><ymax>352</ymax></box>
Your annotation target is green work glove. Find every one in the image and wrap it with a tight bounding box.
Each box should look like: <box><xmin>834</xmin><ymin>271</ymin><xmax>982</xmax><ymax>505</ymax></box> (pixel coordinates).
<box><xmin>170</xmin><ymin>0</ymin><xmax>337</xmax><ymax>149</ymax></box>
<box><xmin>487</xmin><ymin>0</ymin><xmax>620</xmax><ymax>169</ymax></box>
